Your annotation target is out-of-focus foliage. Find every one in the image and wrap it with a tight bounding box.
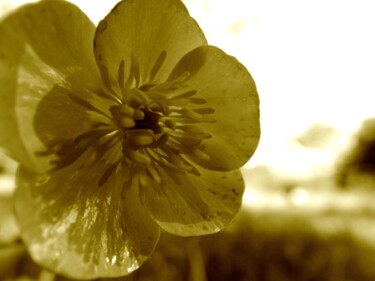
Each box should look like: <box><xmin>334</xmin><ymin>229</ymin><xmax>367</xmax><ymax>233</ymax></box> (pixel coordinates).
<box><xmin>3</xmin><ymin>210</ymin><xmax>375</xmax><ymax>281</ymax></box>
<box><xmin>336</xmin><ymin>117</ymin><xmax>375</xmax><ymax>189</ymax></box>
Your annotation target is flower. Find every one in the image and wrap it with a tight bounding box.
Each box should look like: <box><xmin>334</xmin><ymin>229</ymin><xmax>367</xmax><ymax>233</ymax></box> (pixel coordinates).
<box><xmin>0</xmin><ymin>0</ymin><xmax>260</xmax><ymax>279</ymax></box>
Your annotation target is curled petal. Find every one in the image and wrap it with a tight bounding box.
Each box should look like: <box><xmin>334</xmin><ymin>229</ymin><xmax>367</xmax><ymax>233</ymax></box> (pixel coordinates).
<box><xmin>14</xmin><ymin>154</ymin><xmax>159</xmax><ymax>279</ymax></box>
<box><xmin>141</xmin><ymin>167</ymin><xmax>245</xmax><ymax>236</ymax></box>
<box><xmin>0</xmin><ymin>0</ymin><xmax>102</xmax><ymax>172</ymax></box>
<box><xmin>94</xmin><ymin>0</ymin><xmax>207</xmax><ymax>88</ymax></box>
<box><xmin>169</xmin><ymin>45</ymin><xmax>260</xmax><ymax>171</ymax></box>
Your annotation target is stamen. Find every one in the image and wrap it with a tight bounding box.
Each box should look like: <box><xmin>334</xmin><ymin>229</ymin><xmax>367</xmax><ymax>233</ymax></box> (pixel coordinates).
<box><xmin>150</xmin><ymin>50</ymin><xmax>167</xmax><ymax>81</ymax></box>
<box><xmin>145</xmin><ymin>90</ymin><xmax>167</xmax><ymax>100</ymax></box>
<box><xmin>110</xmin><ymin>105</ymin><xmax>137</xmax><ymax>129</ymax></box>
<box><xmin>98</xmin><ymin>158</ymin><xmax>121</xmax><ymax>186</ymax></box>
<box><xmin>164</xmin><ymin>119</ymin><xmax>176</xmax><ymax>130</ymax></box>
<box><xmin>171</xmin><ymin>71</ymin><xmax>191</xmax><ymax>83</ymax></box>
<box><xmin>158</xmin><ymin>158</ymin><xmax>186</xmax><ymax>175</ymax></box>
<box><xmin>130</xmin><ymin>54</ymin><xmax>141</xmax><ymax>87</ymax></box>
<box><xmin>189</xmin><ymin>97</ymin><xmax>207</xmax><ymax>104</ymax></box>
<box><xmin>80</xmin><ymin>135</ymin><xmax>119</xmax><ymax>169</ymax></box>
<box><xmin>201</xmin><ymin>116</ymin><xmax>216</xmax><ymax>123</ymax></box>
<box><xmin>193</xmin><ymin>108</ymin><xmax>215</xmax><ymax>114</ymax></box>
<box><xmin>125</xmin><ymin>149</ymin><xmax>151</xmax><ymax>165</ymax></box>
<box><xmin>131</xmin><ymin>88</ymin><xmax>150</xmax><ymax>106</ymax></box>
<box><xmin>151</xmin><ymin>100</ymin><xmax>170</xmax><ymax>115</ymax></box>
<box><xmin>165</xmin><ymin>116</ymin><xmax>201</xmax><ymax>124</ymax></box>
<box><xmin>151</xmin><ymin>133</ymin><xmax>169</xmax><ymax>147</ymax></box>
<box><xmin>118</xmin><ymin>116</ymin><xmax>135</xmax><ymax>128</ymax></box>
<box><xmin>133</xmin><ymin>109</ymin><xmax>145</xmax><ymax>120</ymax></box>
<box><xmin>95</xmin><ymin>90</ymin><xmax>122</xmax><ymax>104</ymax></box>
<box><xmin>121</xmin><ymin>160</ymin><xmax>133</xmax><ymax>183</ymax></box>
<box><xmin>110</xmin><ymin>105</ymin><xmax>134</xmax><ymax>118</ymax></box>
<box><xmin>138</xmin><ymin>171</ymin><xmax>148</xmax><ymax>188</ymax></box>
<box><xmin>117</xmin><ymin>60</ymin><xmax>125</xmax><ymax>94</ymax></box>
<box><xmin>74</xmin><ymin>128</ymin><xmax>113</xmax><ymax>147</ymax></box>
<box><xmin>139</xmin><ymin>82</ymin><xmax>157</xmax><ymax>91</ymax></box>
<box><xmin>100</xmin><ymin>65</ymin><xmax>121</xmax><ymax>100</ymax></box>
<box><xmin>152</xmin><ymin>81</ymin><xmax>182</xmax><ymax>92</ymax></box>
<box><xmin>68</xmin><ymin>94</ymin><xmax>111</xmax><ymax>119</ymax></box>
<box><xmin>146</xmin><ymin>163</ymin><xmax>162</xmax><ymax>184</ymax></box>
<box><xmin>123</xmin><ymin>73</ymin><xmax>135</xmax><ymax>101</ymax></box>
<box><xmin>179</xmin><ymin>108</ymin><xmax>203</xmax><ymax>121</ymax></box>
<box><xmin>171</xmin><ymin>134</ymin><xmax>202</xmax><ymax>146</ymax></box>
<box><xmin>169</xmin><ymin>98</ymin><xmax>190</xmax><ymax>107</ymax></box>
<box><xmin>159</xmin><ymin>146</ymin><xmax>197</xmax><ymax>173</ymax></box>
<box><xmin>168</xmin><ymin>90</ymin><xmax>197</xmax><ymax>100</ymax></box>
<box><xmin>190</xmin><ymin>148</ymin><xmax>211</xmax><ymax>162</ymax></box>
<box><xmin>176</xmin><ymin>125</ymin><xmax>204</xmax><ymax>134</ymax></box>
<box><xmin>126</xmin><ymin>129</ymin><xmax>154</xmax><ymax>147</ymax></box>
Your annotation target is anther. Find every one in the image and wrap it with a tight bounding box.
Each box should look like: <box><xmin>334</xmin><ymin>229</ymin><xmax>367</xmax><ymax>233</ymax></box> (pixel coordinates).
<box><xmin>168</xmin><ymin>90</ymin><xmax>197</xmax><ymax>101</ymax></box>
<box><xmin>126</xmin><ymin>129</ymin><xmax>154</xmax><ymax>147</ymax></box>
<box><xmin>179</xmin><ymin>108</ymin><xmax>203</xmax><ymax>121</ymax></box>
<box><xmin>164</xmin><ymin>119</ymin><xmax>176</xmax><ymax>130</ymax></box>
<box><xmin>189</xmin><ymin>97</ymin><xmax>207</xmax><ymax>104</ymax></box>
<box><xmin>152</xmin><ymin>133</ymin><xmax>169</xmax><ymax>147</ymax></box>
<box><xmin>131</xmin><ymin>88</ymin><xmax>150</xmax><ymax>106</ymax></box>
<box><xmin>177</xmin><ymin>125</ymin><xmax>204</xmax><ymax>134</ymax></box>
<box><xmin>146</xmin><ymin>164</ymin><xmax>162</xmax><ymax>184</ymax></box>
<box><xmin>133</xmin><ymin>109</ymin><xmax>145</xmax><ymax>120</ymax></box>
<box><xmin>118</xmin><ymin>116</ymin><xmax>135</xmax><ymax>128</ymax></box>
<box><xmin>98</xmin><ymin>159</ymin><xmax>121</xmax><ymax>186</ymax></box>
<box><xmin>190</xmin><ymin>148</ymin><xmax>211</xmax><ymax>162</ymax></box>
<box><xmin>130</xmin><ymin>54</ymin><xmax>141</xmax><ymax>87</ymax></box>
<box><xmin>150</xmin><ymin>50</ymin><xmax>167</xmax><ymax>81</ymax></box>
<box><xmin>125</xmin><ymin>149</ymin><xmax>151</xmax><ymax>165</ymax></box>
<box><xmin>118</xmin><ymin>60</ymin><xmax>125</xmax><ymax>93</ymax></box>
<box><xmin>193</xmin><ymin>108</ymin><xmax>215</xmax><ymax>115</ymax></box>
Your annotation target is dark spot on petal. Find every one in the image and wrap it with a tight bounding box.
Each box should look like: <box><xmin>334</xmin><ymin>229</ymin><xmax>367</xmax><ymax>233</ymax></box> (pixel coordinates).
<box><xmin>112</xmin><ymin>7</ymin><xmax>120</xmax><ymax>15</ymax></box>
<box><xmin>232</xmin><ymin>189</ymin><xmax>239</xmax><ymax>195</ymax></box>
<box><xmin>208</xmin><ymin>189</ymin><xmax>217</xmax><ymax>195</ymax></box>
<box><xmin>99</xmin><ymin>20</ymin><xmax>108</xmax><ymax>34</ymax></box>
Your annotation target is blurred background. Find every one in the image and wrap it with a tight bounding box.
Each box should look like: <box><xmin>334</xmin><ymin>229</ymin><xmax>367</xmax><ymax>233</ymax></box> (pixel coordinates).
<box><xmin>1</xmin><ymin>0</ymin><xmax>375</xmax><ymax>280</ymax></box>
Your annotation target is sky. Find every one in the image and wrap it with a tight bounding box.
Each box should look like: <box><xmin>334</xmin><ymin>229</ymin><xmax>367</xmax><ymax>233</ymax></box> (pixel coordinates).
<box><xmin>1</xmin><ymin>0</ymin><xmax>375</xmax><ymax>170</ymax></box>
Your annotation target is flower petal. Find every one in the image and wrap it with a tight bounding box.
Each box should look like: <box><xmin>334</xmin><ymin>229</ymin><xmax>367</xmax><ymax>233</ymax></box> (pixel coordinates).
<box><xmin>141</xmin><ymin>167</ymin><xmax>244</xmax><ymax>236</ymax></box>
<box><xmin>94</xmin><ymin>0</ymin><xmax>207</xmax><ymax>88</ymax></box>
<box><xmin>0</xmin><ymin>1</ymin><xmax>102</xmax><ymax>172</ymax></box>
<box><xmin>14</xmin><ymin>154</ymin><xmax>159</xmax><ymax>279</ymax></box>
<box><xmin>169</xmin><ymin>45</ymin><xmax>260</xmax><ymax>171</ymax></box>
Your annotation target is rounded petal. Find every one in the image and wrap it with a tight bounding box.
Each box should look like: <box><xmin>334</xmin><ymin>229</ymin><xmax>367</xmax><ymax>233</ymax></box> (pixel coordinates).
<box><xmin>14</xmin><ymin>155</ymin><xmax>159</xmax><ymax>279</ymax></box>
<box><xmin>0</xmin><ymin>1</ymin><xmax>102</xmax><ymax>172</ymax></box>
<box><xmin>169</xmin><ymin>46</ymin><xmax>260</xmax><ymax>171</ymax></box>
<box><xmin>94</xmin><ymin>0</ymin><xmax>207</xmax><ymax>88</ymax></box>
<box><xmin>141</xmin><ymin>167</ymin><xmax>245</xmax><ymax>236</ymax></box>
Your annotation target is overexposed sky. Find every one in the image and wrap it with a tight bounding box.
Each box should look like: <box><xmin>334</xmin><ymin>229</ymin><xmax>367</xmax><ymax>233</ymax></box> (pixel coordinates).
<box><xmin>1</xmin><ymin>0</ymin><xmax>375</xmax><ymax>168</ymax></box>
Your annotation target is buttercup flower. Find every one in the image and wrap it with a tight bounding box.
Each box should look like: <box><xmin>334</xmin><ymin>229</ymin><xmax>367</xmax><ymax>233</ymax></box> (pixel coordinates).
<box><xmin>0</xmin><ymin>0</ymin><xmax>260</xmax><ymax>279</ymax></box>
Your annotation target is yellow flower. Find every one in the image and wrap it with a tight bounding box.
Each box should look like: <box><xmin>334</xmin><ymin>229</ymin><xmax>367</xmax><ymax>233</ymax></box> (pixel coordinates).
<box><xmin>0</xmin><ymin>0</ymin><xmax>260</xmax><ymax>279</ymax></box>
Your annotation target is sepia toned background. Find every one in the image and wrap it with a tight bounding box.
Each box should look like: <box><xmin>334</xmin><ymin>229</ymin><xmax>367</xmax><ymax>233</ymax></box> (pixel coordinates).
<box><xmin>1</xmin><ymin>0</ymin><xmax>375</xmax><ymax>280</ymax></box>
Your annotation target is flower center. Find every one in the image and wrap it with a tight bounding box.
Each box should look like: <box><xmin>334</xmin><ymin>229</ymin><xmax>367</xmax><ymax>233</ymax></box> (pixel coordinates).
<box><xmin>134</xmin><ymin>108</ymin><xmax>162</xmax><ymax>133</ymax></box>
<box><xmin>41</xmin><ymin>52</ymin><xmax>215</xmax><ymax>187</ymax></box>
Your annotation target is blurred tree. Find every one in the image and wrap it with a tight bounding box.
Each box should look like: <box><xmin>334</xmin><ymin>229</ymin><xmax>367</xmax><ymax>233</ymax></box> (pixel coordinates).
<box><xmin>336</xmin><ymin>117</ymin><xmax>375</xmax><ymax>188</ymax></box>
